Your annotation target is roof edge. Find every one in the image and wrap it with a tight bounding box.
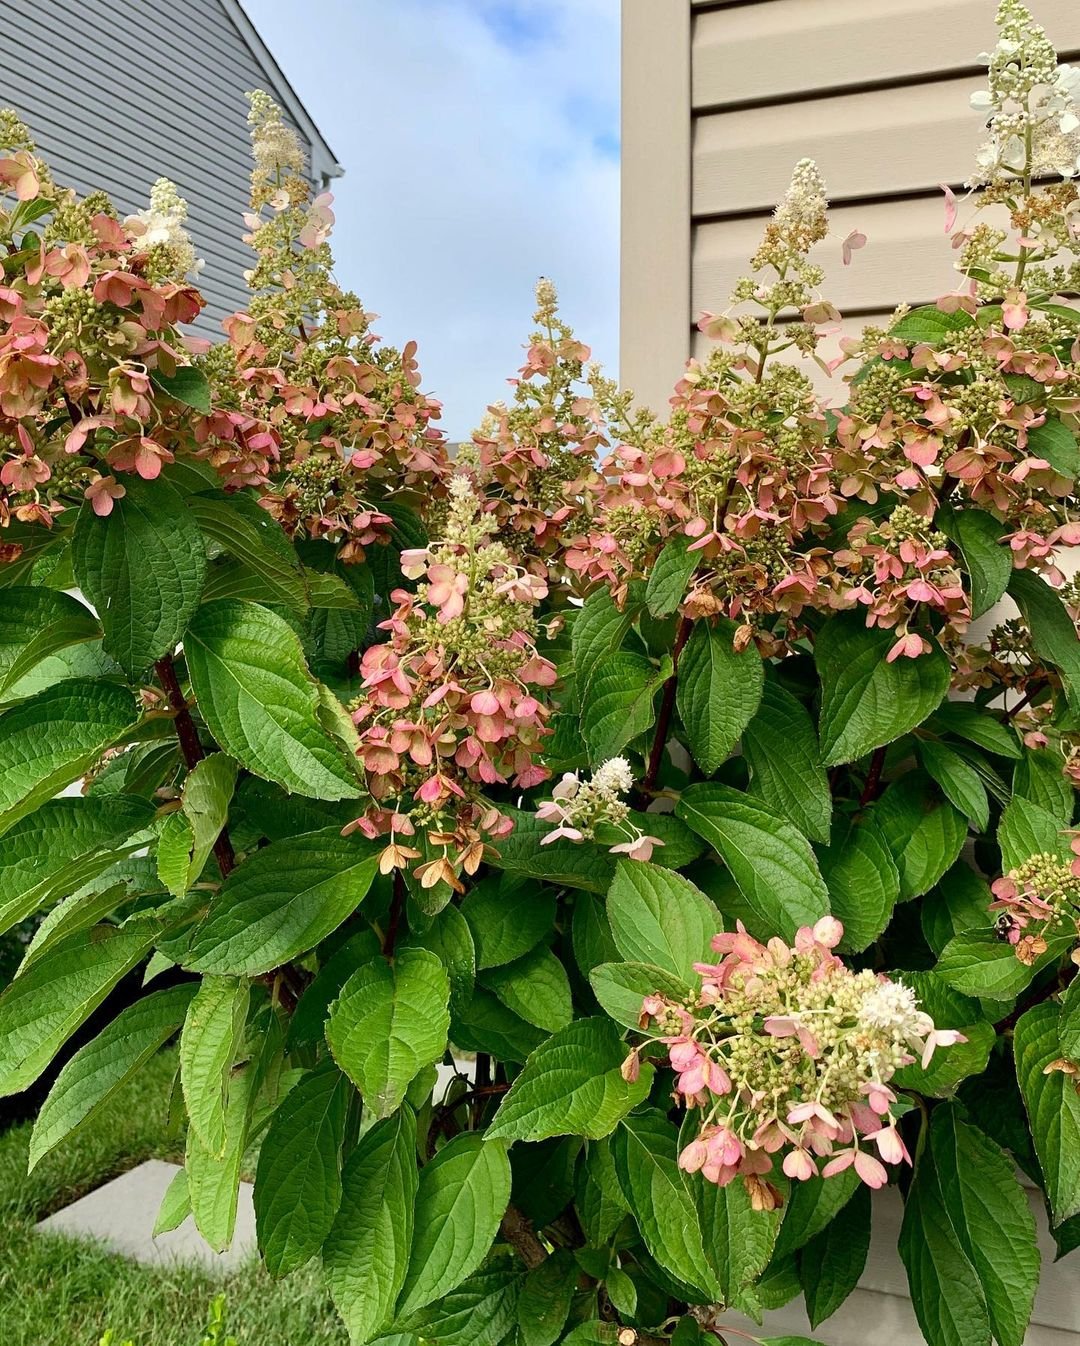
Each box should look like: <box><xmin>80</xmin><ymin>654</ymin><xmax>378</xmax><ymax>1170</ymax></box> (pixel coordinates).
<box><xmin>219</xmin><ymin>0</ymin><xmax>344</xmax><ymax>181</ymax></box>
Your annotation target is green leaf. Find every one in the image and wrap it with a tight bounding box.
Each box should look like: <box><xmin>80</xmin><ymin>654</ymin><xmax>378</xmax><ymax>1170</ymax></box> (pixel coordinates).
<box><xmin>1027</xmin><ymin>417</ymin><xmax>1080</xmax><ymax>479</ymax></box>
<box><xmin>676</xmin><ymin>620</ymin><xmax>763</xmax><ymax>775</ymax></box>
<box><xmin>2</xmin><ymin>638</ymin><xmax>121</xmax><ymax>703</ymax></box>
<box><xmin>999</xmin><ymin>795</ymin><xmax>1071</xmax><ymax>872</ymax></box>
<box><xmin>815</xmin><ymin>614</ymin><xmax>949</xmax><ymax>766</ymax></box>
<box><xmin>1061</xmin><ymin>976</ymin><xmax>1080</xmax><ymax>1062</ymax></box>
<box><xmin>517</xmin><ymin>1249</ymin><xmax>578</xmax><ymax>1346</ymax></box>
<box><xmin>185</xmin><ymin>599</ymin><xmax>362</xmax><ymax>800</ymax></box>
<box><xmin>0</xmin><ymin>587</ymin><xmax>100</xmax><ymax>698</ymax></box>
<box><xmin>743</xmin><ymin>680</ymin><xmax>831</xmax><ymax>843</ymax></box>
<box><xmin>153</xmin><ymin>1167</ymin><xmax>191</xmax><ymax>1237</ymax></box>
<box><xmin>19</xmin><ymin>882</ymin><xmax>133</xmax><ymax>974</ymax></box>
<box><xmin>891</xmin><ymin>305</ymin><xmax>975</xmax><ymax>343</ymax></box>
<box><xmin>937</xmin><ymin>930</ymin><xmax>1070</xmax><ymax>1001</ymax></box>
<box><xmin>815</xmin><ymin>818</ymin><xmax>899</xmax><ymax>953</ymax></box>
<box><xmin>558</xmin><ymin>1324</ymin><xmax>620</xmax><ymax>1345</ymax></box>
<box><xmin>581</xmin><ymin>650</ymin><xmax>664</xmax><ymax>763</ymax></box>
<box><xmin>28</xmin><ymin>983</ymin><xmax>196</xmax><ymax>1170</ymax></box>
<box><xmin>918</xmin><ymin>740</ymin><xmax>989</xmax><ymax>831</ymax></box>
<box><xmin>72</xmin><ymin>476</ymin><xmax>207</xmax><ymax>677</ymax></box>
<box><xmin>254</xmin><ymin>1063</ymin><xmax>349</xmax><ymax>1276</ymax></box>
<box><xmin>1013</xmin><ymin>748</ymin><xmax>1074</xmax><ymax>826</ymax></box>
<box><xmin>773</xmin><ymin>1171</ymin><xmax>860</xmax><ymax>1260</ymax></box>
<box><xmin>156</xmin><ymin>753</ymin><xmax>237</xmax><ymax>898</ymax></box>
<box><xmin>327</xmin><ymin>948</ymin><xmax>450</xmax><ymax>1118</ymax></box>
<box><xmin>185</xmin><ymin>829</ymin><xmax>378</xmax><ymax>975</ymax></box>
<box><xmin>575</xmin><ymin>1139</ymin><xmax>629</xmax><ymax>1245</ymax></box>
<box><xmin>1015</xmin><ymin>1001</ymin><xmax>1080</xmax><ymax>1224</ymax></box>
<box><xmin>676</xmin><ymin>783</ymin><xmax>829</xmax><ymax>940</ymax></box>
<box><xmin>460</xmin><ymin>877</ymin><xmax>556</xmax><ymax>970</ymax></box>
<box><xmin>0</xmin><ymin>795</ymin><xmax>151</xmax><ymax>937</ymax></box>
<box><xmin>0</xmin><ymin>679</ymin><xmax>137</xmax><ymax>835</ymax></box>
<box><xmin>395</xmin><ymin>1258</ymin><xmax>523</xmax><ymax>1346</ymax></box>
<box><xmin>188</xmin><ymin>491</ymin><xmax>307</xmax><ymax>613</ymax></box>
<box><xmin>800</xmin><ymin>1183</ymin><xmax>871</xmax><ymax>1329</ymax></box>
<box><xmin>693</xmin><ymin>1159</ymin><xmax>785</xmax><ymax>1307</ymax></box>
<box><xmin>405</xmin><ymin>904</ymin><xmax>476</xmax><ymax>1015</ymax></box>
<box><xmin>324</xmin><ymin>1108</ymin><xmax>418</xmax><ymax>1345</ymax></box>
<box><xmin>922</xmin><ymin>863</ymin><xmax>994</xmax><ymax>956</ymax></box>
<box><xmin>606</xmin><ymin>859</ymin><xmax>718</xmax><ymax>979</ymax></box>
<box><xmin>929</xmin><ymin>702</ymin><xmax>1021</xmax><ymax>759</ymax></box>
<box><xmin>179</xmin><ymin>975</ymin><xmax>249</xmax><ymax>1157</ymax></box>
<box><xmin>186</xmin><ymin>1064</ymin><xmax>252</xmax><ymax>1252</ymax></box>
<box><xmin>1009</xmin><ymin>568</ymin><xmax>1080</xmax><ymax>719</ymax></box>
<box><xmin>939</xmin><ymin>507</ymin><xmax>1011</xmax><ymax>619</ymax></box>
<box><xmin>396</xmin><ymin>1132</ymin><xmax>512</xmax><ymax>1316</ymax></box>
<box><xmin>900</xmin><ymin>1103</ymin><xmax>1040</xmax><ymax>1346</ymax></box>
<box><xmin>612</xmin><ymin>1112</ymin><xmax>720</xmax><ymax>1300</ymax></box>
<box><xmin>572</xmin><ymin>589</ymin><xmax>633</xmax><ymax>692</ymax></box>
<box><xmin>646</xmin><ymin>536</ymin><xmax>698</xmax><ymax>617</ymax></box>
<box><xmin>480</xmin><ymin>945</ymin><xmax>572</xmax><ymax>1033</ymax></box>
<box><xmin>486</xmin><ymin>1017</ymin><xmax>654</xmax><ymax>1143</ymax></box>
<box><xmin>150</xmin><ymin>363</ymin><xmax>212</xmax><ymax>412</ymax></box>
<box><xmin>451</xmin><ymin>986</ymin><xmax>546</xmax><ymax>1062</ymax></box>
<box><xmin>590</xmin><ymin>961</ymin><xmax>691</xmax><ymax>1031</ymax></box>
<box><xmin>872</xmin><ymin>772</ymin><xmax>967</xmax><ymax>900</ymax></box>
<box><xmin>0</xmin><ymin>918</ymin><xmax>160</xmax><ymax>1097</ymax></box>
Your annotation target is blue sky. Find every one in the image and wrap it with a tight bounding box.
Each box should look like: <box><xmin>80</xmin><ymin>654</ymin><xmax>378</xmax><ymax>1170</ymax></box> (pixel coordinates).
<box><xmin>241</xmin><ymin>0</ymin><xmax>620</xmax><ymax>439</ymax></box>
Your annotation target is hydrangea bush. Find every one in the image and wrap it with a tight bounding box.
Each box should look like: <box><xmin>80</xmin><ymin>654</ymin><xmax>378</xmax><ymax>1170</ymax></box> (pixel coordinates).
<box><xmin>1</xmin><ymin>5</ymin><xmax>1079</xmax><ymax>1344</ymax></box>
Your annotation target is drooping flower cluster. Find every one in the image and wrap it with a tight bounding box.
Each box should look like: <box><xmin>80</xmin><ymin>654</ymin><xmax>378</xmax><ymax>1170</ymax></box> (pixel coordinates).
<box><xmin>198</xmin><ymin>91</ymin><xmax>449</xmax><ymax>548</ymax></box>
<box><xmin>968</xmin><ymin>0</ymin><xmax>1080</xmax><ymax>189</ymax></box>
<box><xmin>0</xmin><ymin>111</ymin><xmax>207</xmax><ymax>537</ymax></box>
<box><xmin>466</xmin><ymin>278</ymin><xmax>627</xmax><ymax>569</ymax></box>
<box><xmin>345</xmin><ymin>474</ymin><xmax>556</xmax><ymax>886</ymax></box>
<box><xmin>124</xmin><ymin>177</ymin><xmax>203</xmax><ymax>283</ymax></box>
<box><xmin>831</xmin><ymin>505</ymin><xmax>969</xmax><ymax>659</ymax></box>
<box><xmin>632</xmin><ymin>919</ymin><xmax>963</xmax><ymax>1205</ymax></box>
<box><xmin>561</xmin><ymin>161</ymin><xmax>844</xmax><ymax>646</ymax></box>
<box><xmin>833</xmin><ymin>0</ymin><xmax>1080</xmax><ymax>636</ymax></box>
<box><xmin>991</xmin><ymin>842</ymin><xmax>1080</xmax><ymax>963</ymax></box>
<box><xmin>536</xmin><ymin>756</ymin><xmax>664</xmax><ymax>862</ymax></box>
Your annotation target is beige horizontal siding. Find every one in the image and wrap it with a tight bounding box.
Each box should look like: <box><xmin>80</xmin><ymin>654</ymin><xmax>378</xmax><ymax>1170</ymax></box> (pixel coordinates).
<box><xmin>691</xmin><ymin>196</ymin><xmax>1008</xmax><ymax>319</ymax></box>
<box><xmin>694</xmin><ymin>76</ymin><xmax>988</xmax><ymax>217</ymax></box>
<box><xmin>692</xmin><ymin>0</ymin><xmax>1080</xmax><ymax>109</ymax></box>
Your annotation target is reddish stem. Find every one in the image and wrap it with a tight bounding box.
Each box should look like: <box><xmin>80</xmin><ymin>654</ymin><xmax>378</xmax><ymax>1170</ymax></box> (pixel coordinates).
<box><xmin>383</xmin><ymin>868</ymin><xmax>406</xmax><ymax>956</ymax></box>
<box><xmin>858</xmin><ymin>745</ymin><xmax>887</xmax><ymax>809</ymax></box>
<box><xmin>641</xmin><ymin>615</ymin><xmax>694</xmax><ymax>796</ymax></box>
<box><xmin>155</xmin><ymin>654</ymin><xmax>235</xmax><ymax>877</ymax></box>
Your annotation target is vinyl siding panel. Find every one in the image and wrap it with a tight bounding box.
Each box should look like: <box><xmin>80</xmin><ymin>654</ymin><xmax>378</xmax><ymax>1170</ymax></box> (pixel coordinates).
<box><xmin>622</xmin><ymin>0</ymin><xmax>1080</xmax><ymax>412</ymax></box>
<box><xmin>692</xmin><ymin>196</ymin><xmax>1006</xmax><ymax>318</ymax></box>
<box><xmin>6</xmin><ymin>0</ymin><xmax>329</xmax><ymax>334</ymax></box>
<box><xmin>693</xmin><ymin>0</ymin><xmax>1080</xmax><ymax>109</ymax></box>
<box><xmin>693</xmin><ymin>76</ymin><xmax>1008</xmax><ymax>217</ymax></box>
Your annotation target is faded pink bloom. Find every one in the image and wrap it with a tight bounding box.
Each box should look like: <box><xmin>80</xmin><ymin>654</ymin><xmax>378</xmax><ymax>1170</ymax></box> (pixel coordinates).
<box><xmin>84</xmin><ymin>475</ymin><xmax>126</xmax><ymax>516</ymax></box>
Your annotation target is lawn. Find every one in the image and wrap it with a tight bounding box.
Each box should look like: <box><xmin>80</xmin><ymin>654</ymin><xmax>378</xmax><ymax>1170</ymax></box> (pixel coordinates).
<box><xmin>0</xmin><ymin>1052</ymin><xmax>348</xmax><ymax>1346</ymax></box>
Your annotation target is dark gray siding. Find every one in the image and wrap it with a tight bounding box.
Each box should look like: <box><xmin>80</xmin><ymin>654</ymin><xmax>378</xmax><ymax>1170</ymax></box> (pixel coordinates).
<box><xmin>5</xmin><ymin>0</ymin><xmax>337</xmax><ymax>333</ymax></box>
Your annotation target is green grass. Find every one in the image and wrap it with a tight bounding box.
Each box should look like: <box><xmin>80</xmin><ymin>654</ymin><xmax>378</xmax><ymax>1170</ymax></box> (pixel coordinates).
<box><xmin>0</xmin><ymin>1053</ymin><xmax>348</xmax><ymax>1346</ymax></box>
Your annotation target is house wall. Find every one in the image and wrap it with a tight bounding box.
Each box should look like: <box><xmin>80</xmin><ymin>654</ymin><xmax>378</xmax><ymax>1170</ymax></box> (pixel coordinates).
<box><xmin>6</xmin><ymin>0</ymin><xmax>335</xmax><ymax>333</ymax></box>
<box><xmin>621</xmin><ymin>0</ymin><xmax>1080</xmax><ymax>413</ymax></box>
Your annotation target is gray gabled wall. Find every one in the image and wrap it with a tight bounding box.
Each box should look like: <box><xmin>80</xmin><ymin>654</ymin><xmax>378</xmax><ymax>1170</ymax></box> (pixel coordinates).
<box><xmin>6</xmin><ymin>0</ymin><xmax>339</xmax><ymax>332</ymax></box>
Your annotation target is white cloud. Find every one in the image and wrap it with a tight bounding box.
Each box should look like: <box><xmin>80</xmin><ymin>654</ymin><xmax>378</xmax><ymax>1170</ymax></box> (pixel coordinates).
<box><xmin>240</xmin><ymin>0</ymin><xmax>620</xmax><ymax>438</ymax></box>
